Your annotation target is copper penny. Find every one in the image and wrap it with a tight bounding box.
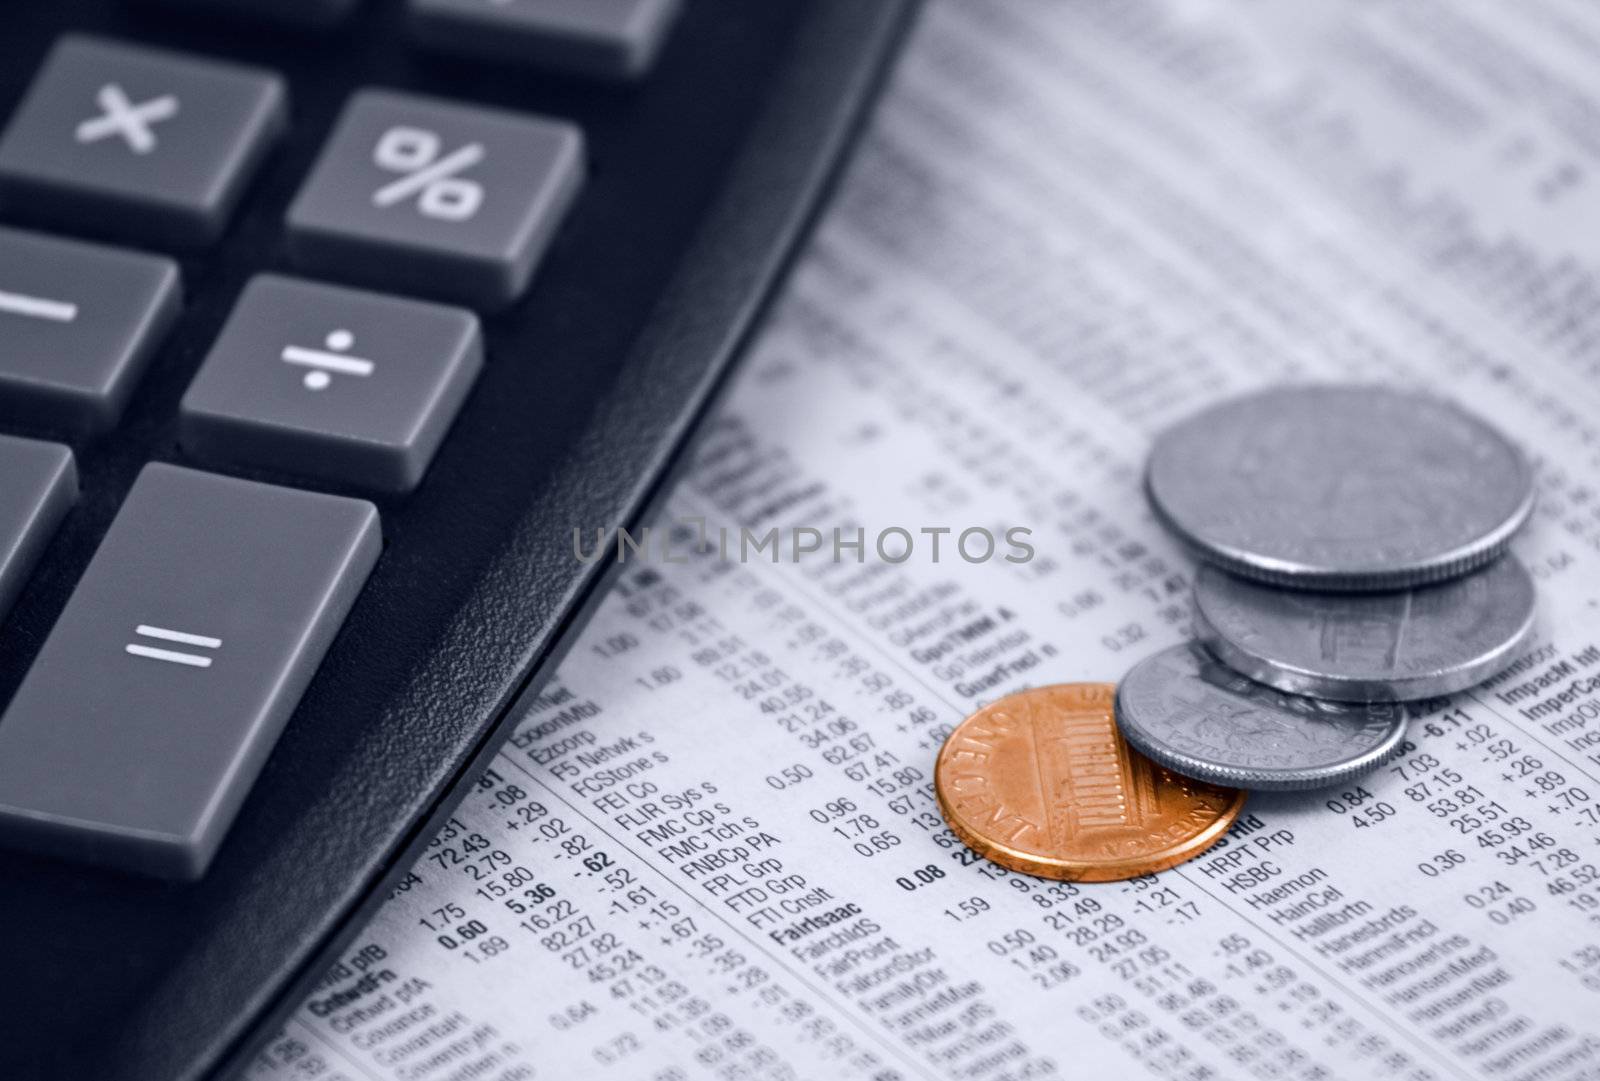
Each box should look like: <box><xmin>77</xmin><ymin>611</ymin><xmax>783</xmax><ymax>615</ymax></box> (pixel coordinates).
<box><xmin>935</xmin><ymin>683</ymin><xmax>1246</xmax><ymax>881</ymax></box>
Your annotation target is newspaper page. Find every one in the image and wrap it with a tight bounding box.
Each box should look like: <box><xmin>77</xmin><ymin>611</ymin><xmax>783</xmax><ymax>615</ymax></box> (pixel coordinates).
<box><xmin>251</xmin><ymin>1</ymin><xmax>1600</xmax><ymax>1079</ymax></box>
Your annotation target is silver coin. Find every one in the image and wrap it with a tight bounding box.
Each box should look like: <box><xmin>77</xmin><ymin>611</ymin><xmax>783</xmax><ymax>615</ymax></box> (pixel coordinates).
<box><xmin>1145</xmin><ymin>385</ymin><xmax>1534</xmax><ymax>590</ymax></box>
<box><xmin>1193</xmin><ymin>557</ymin><xmax>1535</xmax><ymax>703</ymax></box>
<box><xmin>1115</xmin><ymin>642</ymin><xmax>1409</xmax><ymax>790</ymax></box>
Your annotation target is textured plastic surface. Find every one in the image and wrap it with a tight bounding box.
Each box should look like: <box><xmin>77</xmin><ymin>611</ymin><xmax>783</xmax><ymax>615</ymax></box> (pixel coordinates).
<box><xmin>148</xmin><ymin>0</ymin><xmax>361</xmax><ymax>27</ymax></box>
<box><xmin>0</xmin><ymin>1</ymin><xmax>913</xmax><ymax>1078</ymax></box>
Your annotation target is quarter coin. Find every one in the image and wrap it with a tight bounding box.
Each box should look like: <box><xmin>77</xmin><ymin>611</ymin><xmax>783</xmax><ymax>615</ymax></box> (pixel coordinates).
<box><xmin>1145</xmin><ymin>385</ymin><xmax>1535</xmax><ymax>590</ymax></box>
<box><xmin>935</xmin><ymin>683</ymin><xmax>1246</xmax><ymax>881</ymax></box>
<box><xmin>1115</xmin><ymin>643</ymin><xmax>1409</xmax><ymax>790</ymax></box>
<box><xmin>1193</xmin><ymin>558</ymin><xmax>1536</xmax><ymax>702</ymax></box>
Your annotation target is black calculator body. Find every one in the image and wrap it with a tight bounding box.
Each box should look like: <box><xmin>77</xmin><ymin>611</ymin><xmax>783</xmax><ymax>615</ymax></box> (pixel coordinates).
<box><xmin>0</xmin><ymin>2</ymin><xmax>913</xmax><ymax>1078</ymax></box>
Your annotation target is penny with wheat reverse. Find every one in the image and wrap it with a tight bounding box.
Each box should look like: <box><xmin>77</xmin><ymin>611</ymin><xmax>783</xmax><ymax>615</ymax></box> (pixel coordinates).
<box><xmin>935</xmin><ymin>684</ymin><xmax>1246</xmax><ymax>881</ymax></box>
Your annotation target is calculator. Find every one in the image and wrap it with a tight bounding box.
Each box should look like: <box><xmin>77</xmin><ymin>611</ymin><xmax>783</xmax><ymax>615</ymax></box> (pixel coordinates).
<box><xmin>0</xmin><ymin>1</ymin><xmax>913</xmax><ymax>1077</ymax></box>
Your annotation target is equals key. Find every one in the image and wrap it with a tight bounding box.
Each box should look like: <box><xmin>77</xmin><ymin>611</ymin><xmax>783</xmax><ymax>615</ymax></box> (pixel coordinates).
<box><xmin>0</xmin><ymin>464</ymin><xmax>380</xmax><ymax>879</ymax></box>
<box><xmin>125</xmin><ymin>624</ymin><xmax>223</xmax><ymax>667</ymax></box>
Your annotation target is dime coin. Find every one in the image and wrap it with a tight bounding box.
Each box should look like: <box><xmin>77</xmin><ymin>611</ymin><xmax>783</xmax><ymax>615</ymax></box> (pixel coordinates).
<box><xmin>935</xmin><ymin>683</ymin><xmax>1246</xmax><ymax>881</ymax></box>
<box><xmin>1115</xmin><ymin>643</ymin><xmax>1409</xmax><ymax>790</ymax></box>
<box><xmin>1193</xmin><ymin>558</ymin><xmax>1536</xmax><ymax>702</ymax></box>
<box><xmin>1145</xmin><ymin>385</ymin><xmax>1534</xmax><ymax>590</ymax></box>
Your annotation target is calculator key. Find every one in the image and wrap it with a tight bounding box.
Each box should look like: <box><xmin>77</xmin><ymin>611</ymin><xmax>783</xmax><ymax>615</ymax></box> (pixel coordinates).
<box><xmin>0</xmin><ymin>36</ymin><xmax>287</xmax><ymax>246</ymax></box>
<box><xmin>286</xmin><ymin>89</ymin><xmax>584</xmax><ymax>308</ymax></box>
<box><xmin>145</xmin><ymin>0</ymin><xmax>362</xmax><ymax>27</ymax></box>
<box><xmin>0</xmin><ymin>436</ymin><xmax>76</xmax><ymax>623</ymax></box>
<box><xmin>409</xmin><ymin>0</ymin><xmax>682</xmax><ymax>80</ymax></box>
<box><xmin>0</xmin><ymin>227</ymin><xmax>180</xmax><ymax>434</ymax></box>
<box><xmin>0</xmin><ymin>464</ymin><xmax>379</xmax><ymax>880</ymax></box>
<box><xmin>180</xmin><ymin>275</ymin><xmax>482</xmax><ymax>493</ymax></box>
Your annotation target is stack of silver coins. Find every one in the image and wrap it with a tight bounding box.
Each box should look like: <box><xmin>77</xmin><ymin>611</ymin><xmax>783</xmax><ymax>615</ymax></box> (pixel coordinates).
<box><xmin>1114</xmin><ymin>385</ymin><xmax>1537</xmax><ymax>791</ymax></box>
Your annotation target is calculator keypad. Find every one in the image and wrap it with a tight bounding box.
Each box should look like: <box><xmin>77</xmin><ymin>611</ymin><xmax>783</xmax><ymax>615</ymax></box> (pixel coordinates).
<box><xmin>287</xmin><ymin>89</ymin><xmax>585</xmax><ymax>308</ymax></box>
<box><xmin>0</xmin><ymin>23</ymin><xmax>596</xmax><ymax>877</ymax></box>
<box><xmin>0</xmin><ymin>36</ymin><xmax>287</xmax><ymax>245</ymax></box>
<box><xmin>0</xmin><ymin>226</ymin><xmax>181</xmax><ymax>434</ymax></box>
